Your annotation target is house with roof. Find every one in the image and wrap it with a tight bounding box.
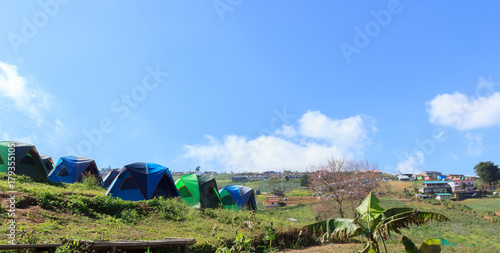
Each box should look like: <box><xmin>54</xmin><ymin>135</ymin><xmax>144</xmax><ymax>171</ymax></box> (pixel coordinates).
<box><xmin>398</xmin><ymin>175</ymin><xmax>410</xmax><ymax>181</ymax></box>
<box><xmin>446</xmin><ymin>174</ymin><xmax>464</xmax><ymax>180</ymax></box>
<box><xmin>437</xmin><ymin>175</ymin><xmax>447</xmax><ymax>180</ymax></box>
<box><xmin>448</xmin><ymin>180</ymin><xmax>475</xmax><ymax>197</ymax></box>
<box><xmin>422</xmin><ymin>171</ymin><xmax>441</xmax><ymax>180</ymax></box>
<box><xmin>419</xmin><ymin>181</ymin><xmax>450</xmax><ymax>194</ymax></box>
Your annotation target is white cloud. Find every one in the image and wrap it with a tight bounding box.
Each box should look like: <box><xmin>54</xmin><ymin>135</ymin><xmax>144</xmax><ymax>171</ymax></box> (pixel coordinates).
<box><xmin>0</xmin><ymin>61</ymin><xmax>51</xmax><ymax>122</ymax></box>
<box><xmin>465</xmin><ymin>133</ymin><xmax>483</xmax><ymax>156</ymax></box>
<box><xmin>426</xmin><ymin>77</ymin><xmax>500</xmax><ymax>130</ymax></box>
<box><xmin>395</xmin><ymin>150</ymin><xmax>425</xmax><ymax>174</ymax></box>
<box><xmin>183</xmin><ymin>111</ymin><xmax>376</xmax><ymax>172</ymax></box>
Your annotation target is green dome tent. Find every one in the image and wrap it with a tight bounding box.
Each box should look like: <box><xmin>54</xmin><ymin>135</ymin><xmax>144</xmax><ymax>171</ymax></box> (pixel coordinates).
<box><xmin>0</xmin><ymin>141</ymin><xmax>49</xmax><ymax>180</ymax></box>
<box><xmin>175</xmin><ymin>174</ymin><xmax>221</xmax><ymax>209</ymax></box>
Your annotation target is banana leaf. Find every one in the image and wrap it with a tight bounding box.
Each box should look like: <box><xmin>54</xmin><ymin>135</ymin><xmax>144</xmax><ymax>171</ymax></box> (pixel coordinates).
<box><xmin>381</xmin><ymin>209</ymin><xmax>449</xmax><ymax>236</ymax></box>
<box><xmin>305</xmin><ymin>218</ymin><xmax>363</xmax><ymax>239</ymax></box>
<box><xmin>356</xmin><ymin>191</ymin><xmax>385</xmax><ymax>220</ymax></box>
<box><xmin>401</xmin><ymin>236</ymin><xmax>442</xmax><ymax>253</ymax></box>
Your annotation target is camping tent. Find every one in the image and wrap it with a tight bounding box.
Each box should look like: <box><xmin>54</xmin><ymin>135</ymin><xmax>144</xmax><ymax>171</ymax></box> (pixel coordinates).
<box><xmin>106</xmin><ymin>162</ymin><xmax>178</xmax><ymax>201</ymax></box>
<box><xmin>175</xmin><ymin>174</ymin><xmax>221</xmax><ymax>209</ymax></box>
<box><xmin>0</xmin><ymin>141</ymin><xmax>49</xmax><ymax>180</ymax></box>
<box><xmin>102</xmin><ymin>169</ymin><xmax>120</xmax><ymax>189</ymax></box>
<box><xmin>40</xmin><ymin>155</ymin><xmax>54</xmax><ymax>172</ymax></box>
<box><xmin>48</xmin><ymin>156</ymin><xmax>102</xmax><ymax>184</ymax></box>
<box><xmin>219</xmin><ymin>185</ymin><xmax>257</xmax><ymax>210</ymax></box>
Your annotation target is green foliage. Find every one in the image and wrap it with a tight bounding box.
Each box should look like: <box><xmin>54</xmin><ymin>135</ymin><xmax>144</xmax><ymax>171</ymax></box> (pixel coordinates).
<box><xmin>262</xmin><ymin>222</ymin><xmax>277</xmax><ymax>252</ymax></box>
<box><xmin>120</xmin><ymin>209</ymin><xmax>141</xmax><ymax>224</ymax></box>
<box><xmin>401</xmin><ymin>236</ymin><xmax>441</xmax><ymax>253</ymax></box>
<box><xmin>425</xmin><ymin>198</ymin><xmax>500</xmax><ymax>223</ymax></box>
<box><xmin>474</xmin><ymin>161</ymin><xmax>500</xmax><ymax>185</ymax></box>
<box><xmin>300</xmin><ymin>174</ymin><xmax>309</xmax><ymax>187</ymax></box>
<box><xmin>306</xmin><ymin>192</ymin><xmax>449</xmax><ymax>253</ymax></box>
<box><xmin>55</xmin><ymin>240</ymin><xmax>86</xmax><ymax>253</ymax></box>
<box><xmin>80</xmin><ymin>175</ymin><xmax>103</xmax><ymax>190</ymax></box>
<box><xmin>68</xmin><ymin>195</ymin><xmax>95</xmax><ymax>217</ymax></box>
<box><xmin>215</xmin><ymin>233</ymin><xmax>254</xmax><ymax>253</ymax></box>
<box><xmin>35</xmin><ymin>192</ymin><xmax>66</xmax><ymax>210</ymax></box>
<box><xmin>147</xmin><ymin>196</ymin><xmax>190</xmax><ymax>221</ymax></box>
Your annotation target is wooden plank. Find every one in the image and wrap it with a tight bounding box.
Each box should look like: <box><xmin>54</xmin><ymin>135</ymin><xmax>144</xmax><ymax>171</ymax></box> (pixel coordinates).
<box><xmin>0</xmin><ymin>244</ymin><xmax>59</xmax><ymax>249</ymax></box>
<box><xmin>0</xmin><ymin>238</ymin><xmax>196</xmax><ymax>252</ymax></box>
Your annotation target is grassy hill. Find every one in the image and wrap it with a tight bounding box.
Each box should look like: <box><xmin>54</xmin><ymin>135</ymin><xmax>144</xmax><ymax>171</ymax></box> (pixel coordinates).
<box><xmin>0</xmin><ymin>174</ymin><xmax>319</xmax><ymax>252</ymax></box>
<box><xmin>0</xmin><ymin>175</ymin><xmax>499</xmax><ymax>252</ymax></box>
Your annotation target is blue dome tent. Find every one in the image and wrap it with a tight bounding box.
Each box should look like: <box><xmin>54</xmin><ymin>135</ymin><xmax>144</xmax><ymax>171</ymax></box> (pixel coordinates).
<box><xmin>48</xmin><ymin>156</ymin><xmax>102</xmax><ymax>184</ymax></box>
<box><xmin>102</xmin><ymin>168</ymin><xmax>120</xmax><ymax>189</ymax></box>
<box><xmin>218</xmin><ymin>185</ymin><xmax>257</xmax><ymax>210</ymax></box>
<box><xmin>106</xmin><ymin>162</ymin><xmax>179</xmax><ymax>201</ymax></box>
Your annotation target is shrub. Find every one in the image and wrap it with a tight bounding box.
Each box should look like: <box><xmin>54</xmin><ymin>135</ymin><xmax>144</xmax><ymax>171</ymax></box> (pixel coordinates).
<box><xmin>120</xmin><ymin>209</ymin><xmax>140</xmax><ymax>224</ymax></box>
<box><xmin>147</xmin><ymin>197</ymin><xmax>190</xmax><ymax>221</ymax></box>
<box><xmin>93</xmin><ymin>195</ymin><xmax>137</xmax><ymax>215</ymax></box>
<box><xmin>35</xmin><ymin>192</ymin><xmax>66</xmax><ymax>210</ymax></box>
<box><xmin>67</xmin><ymin>195</ymin><xmax>96</xmax><ymax>217</ymax></box>
<box><xmin>80</xmin><ymin>175</ymin><xmax>103</xmax><ymax>190</ymax></box>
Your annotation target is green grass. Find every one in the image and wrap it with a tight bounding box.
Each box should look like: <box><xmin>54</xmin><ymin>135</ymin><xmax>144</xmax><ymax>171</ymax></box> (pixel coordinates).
<box><xmin>379</xmin><ymin>196</ymin><xmax>500</xmax><ymax>251</ymax></box>
<box><xmin>1</xmin><ymin>175</ymin><xmax>499</xmax><ymax>252</ymax></box>
<box><xmin>0</xmin><ymin>174</ymin><xmax>318</xmax><ymax>252</ymax></box>
<box><xmin>459</xmin><ymin>198</ymin><xmax>500</xmax><ymax>213</ymax></box>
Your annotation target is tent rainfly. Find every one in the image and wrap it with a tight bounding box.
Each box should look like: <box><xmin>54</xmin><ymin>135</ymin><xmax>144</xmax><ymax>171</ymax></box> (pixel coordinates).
<box><xmin>102</xmin><ymin>169</ymin><xmax>121</xmax><ymax>189</ymax></box>
<box><xmin>175</xmin><ymin>174</ymin><xmax>221</xmax><ymax>209</ymax></box>
<box><xmin>106</xmin><ymin>162</ymin><xmax>179</xmax><ymax>201</ymax></box>
<box><xmin>219</xmin><ymin>185</ymin><xmax>257</xmax><ymax>210</ymax></box>
<box><xmin>40</xmin><ymin>155</ymin><xmax>54</xmax><ymax>172</ymax></box>
<box><xmin>0</xmin><ymin>141</ymin><xmax>49</xmax><ymax>180</ymax></box>
<box><xmin>48</xmin><ymin>156</ymin><xmax>102</xmax><ymax>184</ymax></box>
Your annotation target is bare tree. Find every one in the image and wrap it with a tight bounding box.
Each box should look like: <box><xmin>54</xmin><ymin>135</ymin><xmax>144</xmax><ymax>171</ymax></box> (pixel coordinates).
<box><xmin>310</xmin><ymin>158</ymin><xmax>379</xmax><ymax>219</ymax></box>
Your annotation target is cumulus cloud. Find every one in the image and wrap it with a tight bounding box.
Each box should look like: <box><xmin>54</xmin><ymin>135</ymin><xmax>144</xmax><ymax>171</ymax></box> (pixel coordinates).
<box><xmin>183</xmin><ymin>111</ymin><xmax>376</xmax><ymax>172</ymax></box>
<box><xmin>395</xmin><ymin>150</ymin><xmax>425</xmax><ymax>174</ymax></box>
<box><xmin>0</xmin><ymin>61</ymin><xmax>51</xmax><ymax>122</ymax></box>
<box><xmin>426</xmin><ymin>77</ymin><xmax>500</xmax><ymax>130</ymax></box>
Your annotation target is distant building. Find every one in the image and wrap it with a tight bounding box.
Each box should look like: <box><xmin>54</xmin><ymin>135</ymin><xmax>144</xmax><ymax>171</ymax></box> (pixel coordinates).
<box><xmin>437</xmin><ymin>175</ymin><xmax>447</xmax><ymax>180</ymax></box>
<box><xmin>419</xmin><ymin>181</ymin><xmax>450</xmax><ymax>194</ymax></box>
<box><xmin>434</xmin><ymin>193</ymin><xmax>452</xmax><ymax>200</ymax></box>
<box><xmin>204</xmin><ymin>171</ymin><xmax>217</xmax><ymax>176</ymax></box>
<box><xmin>373</xmin><ymin>170</ymin><xmax>383</xmax><ymax>175</ymax></box>
<box><xmin>422</xmin><ymin>171</ymin><xmax>442</xmax><ymax>178</ymax></box>
<box><xmin>446</xmin><ymin>174</ymin><xmax>464</xmax><ymax>180</ymax></box>
<box><xmin>231</xmin><ymin>176</ymin><xmax>249</xmax><ymax>182</ymax></box>
<box><xmin>266</xmin><ymin>196</ymin><xmax>280</xmax><ymax>209</ymax></box>
<box><xmin>398</xmin><ymin>175</ymin><xmax>410</xmax><ymax>181</ymax></box>
<box><xmin>448</xmin><ymin>180</ymin><xmax>474</xmax><ymax>197</ymax></box>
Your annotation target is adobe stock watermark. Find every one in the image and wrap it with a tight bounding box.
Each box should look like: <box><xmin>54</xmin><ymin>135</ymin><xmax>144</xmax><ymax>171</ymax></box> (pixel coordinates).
<box><xmin>213</xmin><ymin>0</ymin><xmax>242</xmax><ymax>21</ymax></box>
<box><xmin>5</xmin><ymin>143</ymin><xmax>17</xmax><ymax>244</ymax></box>
<box><xmin>340</xmin><ymin>0</ymin><xmax>408</xmax><ymax>63</ymax></box>
<box><xmin>7</xmin><ymin>0</ymin><xmax>71</xmax><ymax>53</ymax></box>
<box><xmin>66</xmin><ymin>65</ymin><xmax>169</xmax><ymax>157</ymax></box>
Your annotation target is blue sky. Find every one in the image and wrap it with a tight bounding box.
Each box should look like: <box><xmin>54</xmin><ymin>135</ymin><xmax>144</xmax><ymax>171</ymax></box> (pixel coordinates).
<box><xmin>1</xmin><ymin>1</ymin><xmax>500</xmax><ymax>175</ymax></box>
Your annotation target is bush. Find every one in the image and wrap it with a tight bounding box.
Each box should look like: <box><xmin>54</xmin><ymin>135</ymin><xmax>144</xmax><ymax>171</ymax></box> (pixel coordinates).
<box><xmin>68</xmin><ymin>195</ymin><xmax>96</xmax><ymax>217</ymax></box>
<box><xmin>147</xmin><ymin>197</ymin><xmax>190</xmax><ymax>221</ymax></box>
<box><xmin>80</xmin><ymin>175</ymin><xmax>103</xmax><ymax>190</ymax></box>
<box><xmin>35</xmin><ymin>192</ymin><xmax>66</xmax><ymax>210</ymax></box>
<box><xmin>120</xmin><ymin>209</ymin><xmax>141</xmax><ymax>224</ymax></box>
<box><xmin>93</xmin><ymin>195</ymin><xmax>137</xmax><ymax>215</ymax></box>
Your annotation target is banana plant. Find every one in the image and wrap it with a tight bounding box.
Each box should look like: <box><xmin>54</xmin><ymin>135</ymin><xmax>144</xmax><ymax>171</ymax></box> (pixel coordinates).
<box><xmin>305</xmin><ymin>192</ymin><xmax>449</xmax><ymax>253</ymax></box>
